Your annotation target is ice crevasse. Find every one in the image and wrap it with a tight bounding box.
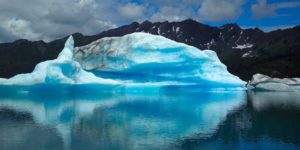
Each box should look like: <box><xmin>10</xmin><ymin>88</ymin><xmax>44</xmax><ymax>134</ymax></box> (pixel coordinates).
<box><xmin>0</xmin><ymin>33</ymin><xmax>245</xmax><ymax>91</ymax></box>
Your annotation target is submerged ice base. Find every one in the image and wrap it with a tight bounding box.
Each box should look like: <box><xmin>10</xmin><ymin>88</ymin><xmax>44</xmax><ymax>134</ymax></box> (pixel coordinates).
<box><xmin>0</xmin><ymin>33</ymin><xmax>245</xmax><ymax>92</ymax></box>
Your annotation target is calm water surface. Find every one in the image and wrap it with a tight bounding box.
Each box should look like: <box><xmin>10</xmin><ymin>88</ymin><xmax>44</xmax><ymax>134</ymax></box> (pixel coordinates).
<box><xmin>0</xmin><ymin>90</ymin><xmax>300</xmax><ymax>150</ymax></box>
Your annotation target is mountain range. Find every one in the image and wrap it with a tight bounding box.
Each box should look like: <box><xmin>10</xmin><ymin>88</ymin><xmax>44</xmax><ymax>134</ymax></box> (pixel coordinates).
<box><xmin>0</xmin><ymin>19</ymin><xmax>299</xmax><ymax>80</ymax></box>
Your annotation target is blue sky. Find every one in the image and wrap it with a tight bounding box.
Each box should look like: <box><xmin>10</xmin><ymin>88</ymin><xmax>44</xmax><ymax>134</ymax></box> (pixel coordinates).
<box><xmin>0</xmin><ymin>0</ymin><xmax>299</xmax><ymax>42</ymax></box>
<box><xmin>211</xmin><ymin>0</ymin><xmax>300</xmax><ymax>31</ymax></box>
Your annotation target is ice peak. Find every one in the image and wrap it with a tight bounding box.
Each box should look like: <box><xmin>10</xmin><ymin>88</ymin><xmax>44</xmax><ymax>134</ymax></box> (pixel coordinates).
<box><xmin>58</xmin><ymin>36</ymin><xmax>74</xmax><ymax>61</ymax></box>
<box><xmin>65</xmin><ymin>35</ymin><xmax>74</xmax><ymax>49</ymax></box>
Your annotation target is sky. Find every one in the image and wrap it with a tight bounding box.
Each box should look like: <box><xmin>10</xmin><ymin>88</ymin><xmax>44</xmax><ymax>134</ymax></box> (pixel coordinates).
<box><xmin>0</xmin><ymin>0</ymin><xmax>299</xmax><ymax>43</ymax></box>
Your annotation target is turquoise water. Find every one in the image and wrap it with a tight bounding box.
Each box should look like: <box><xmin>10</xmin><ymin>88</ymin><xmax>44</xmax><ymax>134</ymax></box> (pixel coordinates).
<box><xmin>0</xmin><ymin>90</ymin><xmax>300</xmax><ymax>150</ymax></box>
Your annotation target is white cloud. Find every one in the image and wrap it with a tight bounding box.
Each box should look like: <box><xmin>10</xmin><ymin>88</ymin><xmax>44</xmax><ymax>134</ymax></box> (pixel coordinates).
<box><xmin>251</xmin><ymin>0</ymin><xmax>275</xmax><ymax>18</ymax></box>
<box><xmin>118</xmin><ymin>3</ymin><xmax>146</xmax><ymax>20</ymax></box>
<box><xmin>150</xmin><ymin>6</ymin><xmax>194</xmax><ymax>22</ymax></box>
<box><xmin>183</xmin><ymin>0</ymin><xmax>204</xmax><ymax>5</ymax></box>
<box><xmin>198</xmin><ymin>0</ymin><xmax>245</xmax><ymax>22</ymax></box>
<box><xmin>1</xmin><ymin>18</ymin><xmax>41</xmax><ymax>40</ymax></box>
<box><xmin>251</xmin><ymin>0</ymin><xmax>300</xmax><ymax>19</ymax></box>
<box><xmin>0</xmin><ymin>0</ymin><xmax>118</xmax><ymax>42</ymax></box>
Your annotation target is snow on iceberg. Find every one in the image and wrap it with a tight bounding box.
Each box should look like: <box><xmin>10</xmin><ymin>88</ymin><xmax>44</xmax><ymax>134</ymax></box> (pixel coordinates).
<box><xmin>0</xmin><ymin>32</ymin><xmax>245</xmax><ymax>91</ymax></box>
<box><xmin>248</xmin><ymin>73</ymin><xmax>300</xmax><ymax>91</ymax></box>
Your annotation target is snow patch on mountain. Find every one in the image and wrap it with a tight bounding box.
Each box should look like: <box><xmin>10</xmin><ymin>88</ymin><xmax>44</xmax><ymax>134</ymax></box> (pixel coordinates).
<box><xmin>176</xmin><ymin>27</ymin><xmax>180</xmax><ymax>34</ymax></box>
<box><xmin>233</xmin><ymin>43</ymin><xmax>253</xmax><ymax>49</ymax></box>
<box><xmin>242</xmin><ymin>51</ymin><xmax>253</xmax><ymax>58</ymax></box>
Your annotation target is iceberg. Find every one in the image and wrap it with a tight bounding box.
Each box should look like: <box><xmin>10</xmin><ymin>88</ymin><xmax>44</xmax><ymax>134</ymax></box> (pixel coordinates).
<box><xmin>248</xmin><ymin>73</ymin><xmax>300</xmax><ymax>91</ymax></box>
<box><xmin>0</xmin><ymin>33</ymin><xmax>245</xmax><ymax>91</ymax></box>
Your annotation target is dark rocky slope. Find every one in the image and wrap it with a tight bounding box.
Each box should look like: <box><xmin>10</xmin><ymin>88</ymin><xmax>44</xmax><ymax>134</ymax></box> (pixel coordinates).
<box><xmin>0</xmin><ymin>19</ymin><xmax>299</xmax><ymax>80</ymax></box>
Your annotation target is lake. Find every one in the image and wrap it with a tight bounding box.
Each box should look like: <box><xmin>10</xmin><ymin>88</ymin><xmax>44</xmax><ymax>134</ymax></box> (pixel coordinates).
<box><xmin>0</xmin><ymin>90</ymin><xmax>300</xmax><ymax>150</ymax></box>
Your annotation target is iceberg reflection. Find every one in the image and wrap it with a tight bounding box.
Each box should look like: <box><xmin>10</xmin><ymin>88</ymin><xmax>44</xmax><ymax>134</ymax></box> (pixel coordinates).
<box><xmin>248</xmin><ymin>91</ymin><xmax>300</xmax><ymax>111</ymax></box>
<box><xmin>0</xmin><ymin>91</ymin><xmax>246</xmax><ymax>149</ymax></box>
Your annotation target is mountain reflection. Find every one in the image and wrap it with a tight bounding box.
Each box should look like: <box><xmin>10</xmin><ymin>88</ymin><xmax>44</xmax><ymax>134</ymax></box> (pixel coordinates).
<box><xmin>0</xmin><ymin>91</ymin><xmax>245</xmax><ymax>150</ymax></box>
